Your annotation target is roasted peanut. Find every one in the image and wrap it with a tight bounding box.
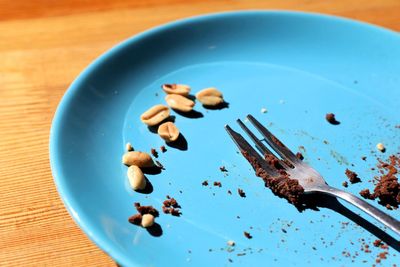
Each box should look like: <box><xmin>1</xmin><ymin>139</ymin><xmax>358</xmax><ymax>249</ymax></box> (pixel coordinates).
<box><xmin>165</xmin><ymin>94</ymin><xmax>195</xmax><ymax>112</ymax></box>
<box><xmin>127</xmin><ymin>165</ymin><xmax>146</xmax><ymax>190</ymax></box>
<box><xmin>195</xmin><ymin>87</ymin><xmax>224</xmax><ymax>106</ymax></box>
<box><xmin>157</xmin><ymin>121</ymin><xmax>180</xmax><ymax>142</ymax></box>
<box><xmin>122</xmin><ymin>151</ymin><xmax>154</xmax><ymax>167</ymax></box>
<box><xmin>141</xmin><ymin>214</ymin><xmax>155</xmax><ymax>228</ymax></box>
<box><xmin>140</xmin><ymin>104</ymin><xmax>170</xmax><ymax>126</ymax></box>
<box><xmin>162</xmin><ymin>84</ymin><xmax>190</xmax><ymax>96</ymax></box>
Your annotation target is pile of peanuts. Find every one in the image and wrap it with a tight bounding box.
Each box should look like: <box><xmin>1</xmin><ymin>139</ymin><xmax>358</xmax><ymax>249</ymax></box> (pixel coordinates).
<box><xmin>123</xmin><ymin>84</ymin><xmax>225</xmax><ymax>228</ymax></box>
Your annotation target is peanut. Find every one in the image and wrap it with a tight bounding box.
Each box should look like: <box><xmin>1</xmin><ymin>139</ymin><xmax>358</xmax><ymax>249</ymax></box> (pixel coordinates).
<box><xmin>157</xmin><ymin>121</ymin><xmax>180</xmax><ymax>142</ymax></box>
<box><xmin>165</xmin><ymin>94</ymin><xmax>195</xmax><ymax>112</ymax></box>
<box><xmin>162</xmin><ymin>84</ymin><xmax>190</xmax><ymax>96</ymax></box>
<box><xmin>140</xmin><ymin>104</ymin><xmax>170</xmax><ymax>126</ymax></box>
<box><xmin>126</xmin><ymin>142</ymin><xmax>133</xmax><ymax>151</ymax></box>
<box><xmin>141</xmin><ymin>214</ymin><xmax>155</xmax><ymax>228</ymax></box>
<box><xmin>122</xmin><ymin>151</ymin><xmax>154</xmax><ymax>167</ymax></box>
<box><xmin>195</xmin><ymin>87</ymin><xmax>224</xmax><ymax>106</ymax></box>
<box><xmin>127</xmin><ymin>165</ymin><xmax>146</xmax><ymax>190</ymax></box>
<box><xmin>376</xmin><ymin>143</ymin><xmax>385</xmax><ymax>152</ymax></box>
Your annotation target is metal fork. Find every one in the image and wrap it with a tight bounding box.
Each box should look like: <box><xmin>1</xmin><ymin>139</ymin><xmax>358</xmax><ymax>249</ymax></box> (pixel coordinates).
<box><xmin>225</xmin><ymin>114</ymin><xmax>400</xmax><ymax>235</ymax></box>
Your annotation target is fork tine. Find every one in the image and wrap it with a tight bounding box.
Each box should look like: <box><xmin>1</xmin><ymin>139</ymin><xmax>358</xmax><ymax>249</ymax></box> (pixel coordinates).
<box><xmin>225</xmin><ymin>125</ymin><xmax>276</xmax><ymax>174</ymax></box>
<box><xmin>235</xmin><ymin>119</ymin><xmax>292</xmax><ymax>170</ymax></box>
<box><xmin>246</xmin><ymin>114</ymin><xmax>300</xmax><ymax>164</ymax></box>
<box><xmin>236</xmin><ymin>119</ymin><xmax>273</xmax><ymax>156</ymax></box>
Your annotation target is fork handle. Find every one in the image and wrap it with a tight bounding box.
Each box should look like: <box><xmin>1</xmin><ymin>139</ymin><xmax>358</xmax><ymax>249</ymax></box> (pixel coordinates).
<box><xmin>316</xmin><ymin>186</ymin><xmax>400</xmax><ymax>235</ymax></box>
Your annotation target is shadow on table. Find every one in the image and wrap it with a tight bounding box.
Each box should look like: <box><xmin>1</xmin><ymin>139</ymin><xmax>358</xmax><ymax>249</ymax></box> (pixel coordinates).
<box><xmin>304</xmin><ymin>194</ymin><xmax>400</xmax><ymax>252</ymax></box>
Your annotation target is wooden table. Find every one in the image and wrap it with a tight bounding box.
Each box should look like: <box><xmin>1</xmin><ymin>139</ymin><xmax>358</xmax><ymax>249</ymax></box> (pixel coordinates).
<box><xmin>1</xmin><ymin>0</ymin><xmax>399</xmax><ymax>265</ymax></box>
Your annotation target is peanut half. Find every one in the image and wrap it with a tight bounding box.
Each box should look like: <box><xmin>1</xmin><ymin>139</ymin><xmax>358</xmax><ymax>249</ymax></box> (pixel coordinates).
<box><xmin>157</xmin><ymin>121</ymin><xmax>180</xmax><ymax>142</ymax></box>
<box><xmin>140</xmin><ymin>104</ymin><xmax>170</xmax><ymax>126</ymax></box>
<box><xmin>165</xmin><ymin>94</ymin><xmax>195</xmax><ymax>112</ymax></box>
<box><xmin>141</xmin><ymin>214</ymin><xmax>155</xmax><ymax>228</ymax></box>
<box><xmin>127</xmin><ymin>165</ymin><xmax>146</xmax><ymax>190</ymax></box>
<box><xmin>162</xmin><ymin>84</ymin><xmax>191</xmax><ymax>96</ymax></box>
<box><xmin>122</xmin><ymin>151</ymin><xmax>154</xmax><ymax>167</ymax></box>
<box><xmin>195</xmin><ymin>87</ymin><xmax>224</xmax><ymax>106</ymax></box>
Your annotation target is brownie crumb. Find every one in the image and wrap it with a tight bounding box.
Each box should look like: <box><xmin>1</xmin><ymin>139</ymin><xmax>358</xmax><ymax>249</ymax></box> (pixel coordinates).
<box><xmin>373</xmin><ymin>239</ymin><xmax>383</xmax><ymax>247</ymax></box>
<box><xmin>150</xmin><ymin>148</ymin><xmax>158</xmax><ymax>158</ymax></box>
<box><xmin>227</xmin><ymin>190</ymin><xmax>232</xmax><ymax>195</ymax></box>
<box><xmin>129</xmin><ymin>202</ymin><xmax>159</xmax><ymax>225</ymax></box>
<box><xmin>372</xmin><ymin>154</ymin><xmax>400</xmax><ymax>209</ymax></box>
<box><xmin>128</xmin><ymin>214</ymin><xmax>142</xmax><ymax>225</ymax></box>
<box><xmin>162</xmin><ymin>196</ymin><xmax>181</xmax><ymax>216</ymax></box>
<box><xmin>296</xmin><ymin>152</ymin><xmax>304</xmax><ymax>160</ymax></box>
<box><xmin>220</xmin><ymin>166</ymin><xmax>228</xmax><ymax>172</ymax></box>
<box><xmin>281</xmin><ymin>228</ymin><xmax>287</xmax><ymax>233</ymax></box>
<box><xmin>160</xmin><ymin>145</ymin><xmax>167</xmax><ymax>153</ymax></box>
<box><xmin>244</xmin><ymin>231</ymin><xmax>252</xmax><ymax>239</ymax></box>
<box><xmin>135</xmin><ymin>203</ymin><xmax>159</xmax><ymax>217</ymax></box>
<box><xmin>213</xmin><ymin>181</ymin><xmax>222</xmax><ymax>187</ymax></box>
<box><xmin>342</xmin><ymin>181</ymin><xmax>348</xmax><ymax>188</ymax></box>
<box><xmin>242</xmin><ymin>151</ymin><xmax>305</xmax><ymax>209</ymax></box>
<box><xmin>359</xmin><ymin>189</ymin><xmax>374</xmax><ymax>200</ymax></box>
<box><xmin>361</xmin><ymin>156</ymin><xmax>367</xmax><ymax>161</ymax></box>
<box><xmin>325</xmin><ymin>113</ymin><xmax>340</xmax><ymax>125</ymax></box>
<box><xmin>202</xmin><ymin>180</ymin><xmax>209</xmax><ymax>186</ymax></box>
<box><xmin>345</xmin><ymin>169</ymin><xmax>361</xmax><ymax>184</ymax></box>
<box><xmin>238</xmin><ymin>188</ymin><xmax>246</xmax><ymax>198</ymax></box>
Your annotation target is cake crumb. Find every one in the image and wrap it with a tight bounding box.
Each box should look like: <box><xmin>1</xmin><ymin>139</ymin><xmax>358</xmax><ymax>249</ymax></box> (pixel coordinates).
<box><xmin>213</xmin><ymin>181</ymin><xmax>222</xmax><ymax>187</ymax></box>
<box><xmin>160</xmin><ymin>145</ymin><xmax>167</xmax><ymax>153</ymax></box>
<box><xmin>345</xmin><ymin>169</ymin><xmax>361</xmax><ymax>184</ymax></box>
<box><xmin>227</xmin><ymin>240</ymin><xmax>235</xmax><ymax>246</ymax></box>
<box><xmin>342</xmin><ymin>181</ymin><xmax>348</xmax><ymax>188</ymax></box>
<box><xmin>202</xmin><ymin>180</ymin><xmax>209</xmax><ymax>186</ymax></box>
<box><xmin>244</xmin><ymin>231</ymin><xmax>252</xmax><ymax>239</ymax></box>
<box><xmin>150</xmin><ymin>148</ymin><xmax>158</xmax><ymax>158</ymax></box>
<box><xmin>325</xmin><ymin>113</ymin><xmax>340</xmax><ymax>125</ymax></box>
<box><xmin>296</xmin><ymin>152</ymin><xmax>304</xmax><ymax>160</ymax></box>
<box><xmin>261</xmin><ymin>108</ymin><xmax>267</xmax><ymax>113</ymax></box>
<box><xmin>219</xmin><ymin>166</ymin><xmax>228</xmax><ymax>172</ymax></box>
<box><xmin>238</xmin><ymin>188</ymin><xmax>246</xmax><ymax>198</ymax></box>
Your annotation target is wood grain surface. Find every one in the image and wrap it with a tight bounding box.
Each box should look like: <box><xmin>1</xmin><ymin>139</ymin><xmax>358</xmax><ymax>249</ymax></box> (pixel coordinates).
<box><xmin>0</xmin><ymin>0</ymin><xmax>399</xmax><ymax>266</ymax></box>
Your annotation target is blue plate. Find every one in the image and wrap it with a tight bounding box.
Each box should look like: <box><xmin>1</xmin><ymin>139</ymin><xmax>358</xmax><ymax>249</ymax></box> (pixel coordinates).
<box><xmin>50</xmin><ymin>11</ymin><xmax>400</xmax><ymax>266</ymax></box>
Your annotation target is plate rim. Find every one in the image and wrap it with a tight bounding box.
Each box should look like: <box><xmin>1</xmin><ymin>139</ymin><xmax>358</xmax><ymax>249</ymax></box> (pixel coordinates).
<box><xmin>49</xmin><ymin>10</ymin><xmax>400</xmax><ymax>266</ymax></box>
